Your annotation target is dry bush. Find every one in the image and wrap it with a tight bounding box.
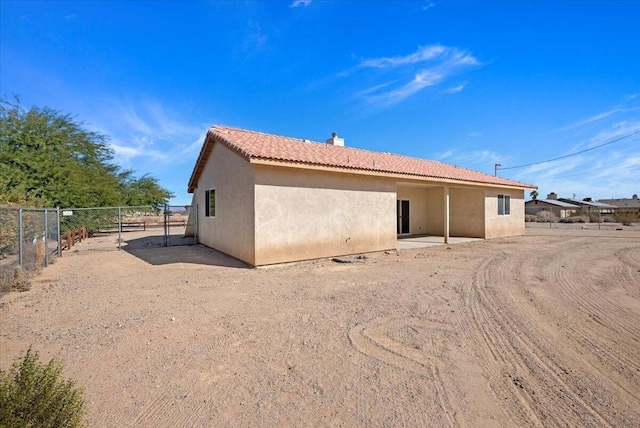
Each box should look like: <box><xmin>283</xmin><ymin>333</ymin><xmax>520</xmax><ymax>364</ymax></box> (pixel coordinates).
<box><xmin>614</xmin><ymin>211</ymin><xmax>639</xmax><ymax>226</ymax></box>
<box><xmin>0</xmin><ymin>347</ymin><xmax>86</xmax><ymax>428</ymax></box>
<box><xmin>535</xmin><ymin>210</ymin><xmax>558</xmax><ymax>223</ymax></box>
<box><xmin>0</xmin><ymin>267</ymin><xmax>32</xmax><ymax>295</ymax></box>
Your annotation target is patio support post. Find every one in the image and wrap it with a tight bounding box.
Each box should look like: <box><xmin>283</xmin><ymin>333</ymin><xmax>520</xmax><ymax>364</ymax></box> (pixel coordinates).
<box><xmin>443</xmin><ymin>186</ymin><xmax>450</xmax><ymax>244</ymax></box>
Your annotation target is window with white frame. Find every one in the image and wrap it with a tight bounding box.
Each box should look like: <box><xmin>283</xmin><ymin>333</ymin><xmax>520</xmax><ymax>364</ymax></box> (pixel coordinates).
<box><xmin>205</xmin><ymin>189</ymin><xmax>215</xmax><ymax>217</ymax></box>
<box><xmin>498</xmin><ymin>194</ymin><xmax>510</xmax><ymax>216</ymax></box>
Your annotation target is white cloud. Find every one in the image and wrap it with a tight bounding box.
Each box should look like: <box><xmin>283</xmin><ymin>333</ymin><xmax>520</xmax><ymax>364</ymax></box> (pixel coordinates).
<box><xmin>350</xmin><ymin>44</ymin><xmax>480</xmax><ymax>107</ymax></box>
<box><xmin>423</xmin><ymin>1</ymin><xmax>436</xmax><ymax>11</ymax></box>
<box><xmin>360</xmin><ymin>45</ymin><xmax>448</xmax><ymax>69</ymax></box>
<box><xmin>366</xmin><ymin>70</ymin><xmax>443</xmax><ymax>105</ymax></box>
<box><xmin>290</xmin><ymin>0</ymin><xmax>312</xmax><ymax>7</ymax></box>
<box><xmin>445</xmin><ymin>82</ymin><xmax>467</xmax><ymax>93</ymax></box>
<box><xmin>86</xmin><ymin>99</ymin><xmax>206</xmax><ymax>167</ymax></box>
<box><xmin>557</xmin><ymin>109</ymin><xmax>621</xmax><ymax>132</ymax></box>
<box><xmin>509</xmin><ymin>118</ymin><xmax>640</xmax><ymax>200</ymax></box>
<box><xmin>436</xmin><ymin>148</ymin><xmax>507</xmax><ymax>171</ymax></box>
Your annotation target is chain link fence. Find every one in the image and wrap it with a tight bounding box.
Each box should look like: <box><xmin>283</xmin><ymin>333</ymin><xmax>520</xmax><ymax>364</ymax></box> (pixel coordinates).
<box><xmin>164</xmin><ymin>204</ymin><xmax>197</xmax><ymax>247</ymax></box>
<box><xmin>1</xmin><ymin>206</ymin><xmax>60</xmax><ymax>293</ymax></box>
<box><xmin>1</xmin><ymin>204</ymin><xmax>198</xmax><ymax>293</ymax></box>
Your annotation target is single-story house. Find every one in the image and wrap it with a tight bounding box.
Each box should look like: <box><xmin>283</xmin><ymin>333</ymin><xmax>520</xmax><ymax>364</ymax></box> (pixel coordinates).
<box><xmin>525</xmin><ymin>197</ymin><xmax>579</xmax><ymax>219</ymax></box>
<box><xmin>187</xmin><ymin>126</ymin><xmax>536</xmax><ymax>266</ymax></box>
<box><xmin>557</xmin><ymin>197</ymin><xmax>617</xmax><ymax>214</ymax></box>
<box><xmin>598</xmin><ymin>195</ymin><xmax>640</xmax><ymax>214</ymax></box>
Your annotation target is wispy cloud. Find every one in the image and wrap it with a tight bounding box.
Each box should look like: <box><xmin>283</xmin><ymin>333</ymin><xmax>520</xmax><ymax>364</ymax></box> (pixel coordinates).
<box><xmin>510</xmin><ymin>115</ymin><xmax>640</xmax><ymax>199</ymax></box>
<box><xmin>290</xmin><ymin>0</ymin><xmax>312</xmax><ymax>7</ymax></box>
<box><xmin>423</xmin><ymin>1</ymin><xmax>436</xmax><ymax>11</ymax></box>
<box><xmin>557</xmin><ymin>108</ymin><xmax>622</xmax><ymax>132</ymax></box>
<box><xmin>437</xmin><ymin>148</ymin><xmax>507</xmax><ymax>171</ymax></box>
<box><xmin>346</xmin><ymin>44</ymin><xmax>481</xmax><ymax>107</ymax></box>
<box><xmin>241</xmin><ymin>20</ymin><xmax>268</xmax><ymax>55</ymax></box>
<box><xmin>86</xmin><ymin>99</ymin><xmax>206</xmax><ymax>167</ymax></box>
<box><xmin>63</xmin><ymin>13</ymin><xmax>78</xmax><ymax>20</ymax></box>
<box><xmin>445</xmin><ymin>81</ymin><xmax>468</xmax><ymax>93</ymax></box>
<box><xmin>359</xmin><ymin>45</ymin><xmax>449</xmax><ymax>69</ymax></box>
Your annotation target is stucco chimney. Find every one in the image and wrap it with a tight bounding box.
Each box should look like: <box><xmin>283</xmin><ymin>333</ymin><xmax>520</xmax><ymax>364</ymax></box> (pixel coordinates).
<box><xmin>326</xmin><ymin>132</ymin><xmax>344</xmax><ymax>146</ymax></box>
<box><xmin>633</xmin><ymin>194</ymin><xmax>638</xmax><ymax>200</ymax></box>
<box><xmin>547</xmin><ymin>192</ymin><xmax>558</xmax><ymax>200</ymax></box>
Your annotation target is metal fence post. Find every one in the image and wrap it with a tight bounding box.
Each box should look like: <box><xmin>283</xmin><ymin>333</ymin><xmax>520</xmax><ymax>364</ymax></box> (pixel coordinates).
<box><xmin>44</xmin><ymin>209</ymin><xmax>49</xmax><ymax>267</ymax></box>
<box><xmin>194</xmin><ymin>203</ymin><xmax>199</xmax><ymax>245</ymax></box>
<box><xmin>57</xmin><ymin>207</ymin><xmax>61</xmax><ymax>257</ymax></box>
<box><xmin>118</xmin><ymin>207</ymin><xmax>122</xmax><ymax>250</ymax></box>
<box><xmin>18</xmin><ymin>208</ymin><xmax>23</xmax><ymax>268</ymax></box>
<box><xmin>163</xmin><ymin>204</ymin><xmax>169</xmax><ymax>247</ymax></box>
<box><xmin>599</xmin><ymin>207</ymin><xmax>602</xmax><ymax>230</ymax></box>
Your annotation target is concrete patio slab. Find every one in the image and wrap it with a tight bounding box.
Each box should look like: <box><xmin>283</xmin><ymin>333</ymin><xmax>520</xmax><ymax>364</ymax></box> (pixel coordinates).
<box><xmin>397</xmin><ymin>236</ymin><xmax>483</xmax><ymax>250</ymax></box>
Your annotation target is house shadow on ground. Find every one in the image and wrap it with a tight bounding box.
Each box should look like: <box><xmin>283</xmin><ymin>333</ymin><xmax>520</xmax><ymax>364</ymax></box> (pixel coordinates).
<box><xmin>123</xmin><ymin>235</ymin><xmax>248</xmax><ymax>268</ymax></box>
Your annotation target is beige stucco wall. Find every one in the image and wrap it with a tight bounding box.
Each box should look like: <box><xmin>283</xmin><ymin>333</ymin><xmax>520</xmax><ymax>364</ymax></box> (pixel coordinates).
<box><xmin>484</xmin><ymin>188</ymin><xmax>525</xmax><ymax>239</ymax></box>
<box><xmin>425</xmin><ymin>187</ymin><xmax>444</xmax><ymax>236</ymax></box>
<box><xmin>194</xmin><ymin>143</ymin><xmax>256</xmax><ymax>265</ymax></box>
<box><xmin>450</xmin><ymin>187</ymin><xmax>486</xmax><ymax>238</ymax></box>
<box><xmin>253</xmin><ymin>165</ymin><xmax>397</xmax><ymax>266</ymax></box>
<box><xmin>396</xmin><ymin>185</ymin><xmax>429</xmax><ymax>235</ymax></box>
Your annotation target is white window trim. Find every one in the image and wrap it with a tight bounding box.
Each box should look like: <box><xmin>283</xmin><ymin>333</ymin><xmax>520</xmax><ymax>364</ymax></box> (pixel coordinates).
<box><xmin>498</xmin><ymin>194</ymin><xmax>511</xmax><ymax>216</ymax></box>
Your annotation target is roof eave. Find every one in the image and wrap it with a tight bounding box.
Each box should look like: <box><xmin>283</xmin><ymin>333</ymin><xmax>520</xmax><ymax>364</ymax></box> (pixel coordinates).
<box><xmin>249</xmin><ymin>158</ymin><xmax>536</xmax><ymax>190</ymax></box>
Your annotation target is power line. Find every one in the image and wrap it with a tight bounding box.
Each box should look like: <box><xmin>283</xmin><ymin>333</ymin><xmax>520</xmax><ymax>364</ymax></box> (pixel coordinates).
<box><xmin>497</xmin><ymin>129</ymin><xmax>640</xmax><ymax>171</ymax></box>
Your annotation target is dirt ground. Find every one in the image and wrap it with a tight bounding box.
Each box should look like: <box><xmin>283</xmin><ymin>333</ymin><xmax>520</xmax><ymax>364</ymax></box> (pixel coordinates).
<box><xmin>1</xmin><ymin>226</ymin><xmax>639</xmax><ymax>427</ymax></box>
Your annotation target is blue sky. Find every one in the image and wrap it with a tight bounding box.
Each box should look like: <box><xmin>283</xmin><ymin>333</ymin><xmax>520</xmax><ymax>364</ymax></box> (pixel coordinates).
<box><xmin>2</xmin><ymin>0</ymin><xmax>639</xmax><ymax>205</ymax></box>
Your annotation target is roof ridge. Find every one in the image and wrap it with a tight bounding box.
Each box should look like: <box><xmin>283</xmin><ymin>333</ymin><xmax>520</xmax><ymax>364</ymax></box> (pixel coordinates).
<box><xmin>192</xmin><ymin>125</ymin><xmax>536</xmax><ymax>190</ymax></box>
<box><xmin>213</xmin><ymin>125</ymin><xmax>508</xmax><ymax>175</ymax></box>
<box><xmin>212</xmin><ymin>125</ymin><xmax>323</xmax><ymax>145</ymax></box>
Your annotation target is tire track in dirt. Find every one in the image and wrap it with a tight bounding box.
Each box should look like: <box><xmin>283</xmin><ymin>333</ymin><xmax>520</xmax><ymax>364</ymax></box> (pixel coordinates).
<box><xmin>551</xmin><ymin>248</ymin><xmax>640</xmax><ymax>341</ymax></box>
<box><xmin>464</xmin><ymin>246</ymin><xmax>615</xmax><ymax>427</ymax></box>
<box><xmin>613</xmin><ymin>246</ymin><xmax>640</xmax><ymax>297</ymax></box>
<box><xmin>348</xmin><ymin>318</ymin><xmax>458</xmax><ymax>427</ymax></box>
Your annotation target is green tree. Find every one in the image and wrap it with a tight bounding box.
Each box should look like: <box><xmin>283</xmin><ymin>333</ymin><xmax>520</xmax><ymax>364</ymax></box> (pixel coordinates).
<box><xmin>530</xmin><ymin>190</ymin><xmax>539</xmax><ymax>200</ymax></box>
<box><xmin>0</xmin><ymin>97</ymin><xmax>173</xmax><ymax>207</ymax></box>
<box><xmin>118</xmin><ymin>170</ymin><xmax>173</xmax><ymax>209</ymax></box>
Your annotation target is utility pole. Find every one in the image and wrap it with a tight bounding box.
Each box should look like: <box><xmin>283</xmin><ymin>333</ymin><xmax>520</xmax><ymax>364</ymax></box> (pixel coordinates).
<box><xmin>494</xmin><ymin>163</ymin><xmax>502</xmax><ymax>176</ymax></box>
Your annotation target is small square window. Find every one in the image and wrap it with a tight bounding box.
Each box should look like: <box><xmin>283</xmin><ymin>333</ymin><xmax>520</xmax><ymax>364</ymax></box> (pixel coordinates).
<box><xmin>205</xmin><ymin>189</ymin><xmax>215</xmax><ymax>217</ymax></box>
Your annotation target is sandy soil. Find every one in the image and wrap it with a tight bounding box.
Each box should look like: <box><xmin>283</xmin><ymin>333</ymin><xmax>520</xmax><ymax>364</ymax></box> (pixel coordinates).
<box><xmin>1</xmin><ymin>227</ymin><xmax>639</xmax><ymax>427</ymax></box>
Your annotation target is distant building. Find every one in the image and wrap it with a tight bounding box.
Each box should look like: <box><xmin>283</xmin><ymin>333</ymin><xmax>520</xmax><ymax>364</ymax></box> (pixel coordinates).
<box><xmin>525</xmin><ymin>193</ymin><xmax>579</xmax><ymax>218</ymax></box>
<box><xmin>557</xmin><ymin>197</ymin><xmax>616</xmax><ymax>214</ymax></box>
<box><xmin>598</xmin><ymin>194</ymin><xmax>640</xmax><ymax>214</ymax></box>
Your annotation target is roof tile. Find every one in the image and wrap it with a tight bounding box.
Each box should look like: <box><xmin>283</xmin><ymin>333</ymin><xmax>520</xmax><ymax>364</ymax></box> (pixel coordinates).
<box><xmin>188</xmin><ymin>126</ymin><xmax>536</xmax><ymax>192</ymax></box>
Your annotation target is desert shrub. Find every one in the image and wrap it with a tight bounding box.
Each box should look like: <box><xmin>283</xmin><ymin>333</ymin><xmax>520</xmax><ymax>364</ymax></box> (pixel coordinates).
<box><xmin>614</xmin><ymin>212</ymin><xmax>638</xmax><ymax>226</ymax></box>
<box><xmin>588</xmin><ymin>212</ymin><xmax>602</xmax><ymax>223</ymax></box>
<box><xmin>534</xmin><ymin>210</ymin><xmax>558</xmax><ymax>223</ymax></box>
<box><xmin>560</xmin><ymin>216</ymin><xmax>586</xmax><ymax>223</ymax></box>
<box><xmin>525</xmin><ymin>215</ymin><xmax>537</xmax><ymax>222</ymax></box>
<box><xmin>0</xmin><ymin>267</ymin><xmax>31</xmax><ymax>296</ymax></box>
<box><xmin>0</xmin><ymin>348</ymin><xmax>86</xmax><ymax>428</ymax></box>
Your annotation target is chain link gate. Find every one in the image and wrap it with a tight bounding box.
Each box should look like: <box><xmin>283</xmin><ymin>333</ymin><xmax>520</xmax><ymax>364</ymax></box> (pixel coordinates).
<box><xmin>1</xmin><ymin>206</ymin><xmax>61</xmax><ymax>292</ymax></box>
<box><xmin>163</xmin><ymin>204</ymin><xmax>197</xmax><ymax>247</ymax></box>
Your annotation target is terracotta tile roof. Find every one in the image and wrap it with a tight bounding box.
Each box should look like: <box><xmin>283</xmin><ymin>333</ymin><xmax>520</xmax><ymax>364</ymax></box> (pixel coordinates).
<box><xmin>188</xmin><ymin>125</ymin><xmax>536</xmax><ymax>192</ymax></box>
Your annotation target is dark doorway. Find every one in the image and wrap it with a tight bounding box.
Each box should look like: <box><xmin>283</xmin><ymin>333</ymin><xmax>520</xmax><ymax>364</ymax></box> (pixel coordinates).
<box><xmin>397</xmin><ymin>200</ymin><xmax>410</xmax><ymax>235</ymax></box>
